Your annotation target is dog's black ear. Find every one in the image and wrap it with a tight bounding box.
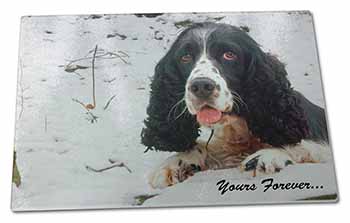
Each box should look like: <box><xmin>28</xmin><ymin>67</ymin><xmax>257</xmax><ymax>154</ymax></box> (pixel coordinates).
<box><xmin>242</xmin><ymin>51</ymin><xmax>309</xmax><ymax>147</ymax></box>
<box><xmin>141</xmin><ymin>53</ymin><xmax>200</xmax><ymax>152</ymax></box>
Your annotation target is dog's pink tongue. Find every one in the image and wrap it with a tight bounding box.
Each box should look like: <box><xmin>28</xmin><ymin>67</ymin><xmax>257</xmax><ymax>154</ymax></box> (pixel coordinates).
<box><xmin>196</xmin><ymin>107</ymin><xmax>222</xmax><ymax>125</ymax></box>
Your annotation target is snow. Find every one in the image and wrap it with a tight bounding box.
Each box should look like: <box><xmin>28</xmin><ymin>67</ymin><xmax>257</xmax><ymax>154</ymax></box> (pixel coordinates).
<box><xmin>12</xmin><ymin>12</ymin><xmax>337</xmax><ymax>211</ymax></box>
<box><xmin>145</xmin><ymin>163</ymin><xmax>338</xmax><ymax>207</ymax></box>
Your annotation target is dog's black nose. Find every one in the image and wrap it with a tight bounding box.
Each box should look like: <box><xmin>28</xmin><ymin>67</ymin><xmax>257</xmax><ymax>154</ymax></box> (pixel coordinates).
<box><xmin>189</xmin><ymin>77</ymin><xmax>216</xmax><ymax>98</ymax></box>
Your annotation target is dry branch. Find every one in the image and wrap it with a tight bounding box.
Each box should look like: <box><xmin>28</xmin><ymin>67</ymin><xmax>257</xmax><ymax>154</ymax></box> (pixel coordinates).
<box><xmin>117</xmin><ymin>50</ymin><xmax>129</xmax><ymax>58</ymax></box>
<box><xmin>134</xmin><ymin>194</ymin><xmax>159</xmax><ymax>206</ymax></box>
<box><xmin>72</xmin><ymin>98</ymin><xmax>98</xmax><ymax>123</ymax></box>
<box><xmin>65</xmin><ymin>50</ymin><xmax>129</xmax><ymax>66</ymax></box>
<box><xmin>108</xmin><ymin>158</ymin><xmax>132</xmax><ymax>173</ymax></box>
<box><xmin>85</xmin><ymin>45</ymin><xmax>98</xmax><ymax>110</ymax></box>
<box><xmin>86</xmin><ymin>160</ymin><xmax>132</xmax><ymax>173</ymax></box>
<box><xmin>107</xmin><ymin>52</ymin><xmax>129</xmax><ymax>64</ymax></box>
<box><xmin>103</xmin><ymin>95</ymin><xmax>117</xmax><ymax>110</ymax></box>
<box><xmin>92</xmin><ymin>45</ymin><xmax>97</xmax><ymax>108</ymax></box>
<box><xmin>103</xmin><ymin>77</ymin><xmax>116</xmax><ymax>83</ymax></box>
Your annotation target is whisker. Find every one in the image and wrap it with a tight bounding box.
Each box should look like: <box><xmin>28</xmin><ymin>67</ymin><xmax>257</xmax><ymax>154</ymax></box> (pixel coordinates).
<box><xmin>167</xmin><ymin>98</ymin><xmax>185</xmax><ymax>121</ymax></box>
<box><xmin>168</xmin><ymin>94</ymin><xmax>190</xmax><ymax>121</ymax></box>
<box><xmin>232</xmin><ymin>100</ymin><xmax>240</xmax><ymax>113</ymax></box>
<box><xmin>174</xmin><ymin>106</ymin><xmax>188</xmax><ymax>120</ymax></box>
<box><xmin>174</xmin><ymin>91</ymin><xmax>186</xmax><ymax>96</ymax></box>
<box><xmin>230</xmin><ymin>91</ymin><xmax>249</xmax><ymax>112</ymax></box>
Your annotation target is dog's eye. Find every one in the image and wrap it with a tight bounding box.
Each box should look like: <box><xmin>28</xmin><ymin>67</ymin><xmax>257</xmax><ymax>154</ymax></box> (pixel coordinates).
<box><xmin>223</xmin><ymin>51</ymin><xmax>237</xmax><ymax>61</ymax></box>
<box><xmin>180</xmin><ymin>54</ymin><xmax>193</xmax><ymax>63</ymax></box>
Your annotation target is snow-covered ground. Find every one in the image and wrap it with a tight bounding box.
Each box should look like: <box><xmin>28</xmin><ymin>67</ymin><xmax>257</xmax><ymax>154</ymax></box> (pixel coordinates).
<box><xmin>12</xmin><ymin>12</ymin><xmax>337</xmax><ymax>211</ymax></box>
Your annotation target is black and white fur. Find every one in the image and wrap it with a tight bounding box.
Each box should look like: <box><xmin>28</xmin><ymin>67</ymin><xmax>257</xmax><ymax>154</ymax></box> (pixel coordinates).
<box><xmin>141</xmin><ymin>22</ymin><xmax>330</xmax><ymax>189</ymax></box>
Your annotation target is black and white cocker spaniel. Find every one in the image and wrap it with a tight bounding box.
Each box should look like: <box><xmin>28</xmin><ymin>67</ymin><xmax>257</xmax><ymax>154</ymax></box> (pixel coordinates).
<box><xmin>141</xmin><ymin>22</ymin><xmax>331</xmax><ymax>189</ymax></box>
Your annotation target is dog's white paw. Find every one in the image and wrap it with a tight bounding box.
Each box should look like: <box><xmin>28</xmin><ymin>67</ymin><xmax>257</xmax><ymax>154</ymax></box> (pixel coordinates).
<box><xmin>148</xmin><ymin>166</ymin><xmax>179</xmax><ymax>189</ymax></box>
<box><xmin>148</xmin><ymin>148</ymin><xmax>206</xmax><ymax>189</ymax></box>
<box><xmin>240</xmin><ymin>149</ymin><xmax>294</xmax><ymax>174</ymax></box>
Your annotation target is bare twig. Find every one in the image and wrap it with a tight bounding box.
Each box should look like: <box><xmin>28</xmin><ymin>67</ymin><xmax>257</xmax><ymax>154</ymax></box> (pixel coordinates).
<box><xmin>72</xmin><ymin>98</ymin><xmax>98</xmax><ymax>123</ymax></box>
<box><xmin>85</xmin><ymin>45</ymin><xmax>98</xmax><ymax>110</ymax></box>
<box><xmin>65</xmin><ymin>51</ymin><xmax>129</xmax><ymax>66</ymax></box>
<box><xmin>123</xmin><ymin>50</ymin><xmax>147</xmax><ymax>55</ymax></box>
<box><xmin>117</xmin><ymin>50</ymin><xmax>130</xmax><ymax>58</ymax></box>
<box><xmin>72</xmin><ymin>98</ymin><xmax>86</xmax><ymax>108</ymax></box>
<box><xmin>86</xmin><ymin>160</ymin><xmax>132</xmax><ymax>173</ymax></box>
<box><xmin>103</xmin><ymin>95</ymin><xmax>117</xmax><ymax>110</ymax></box>
<box><xmin>103</xmin><ymin>77</ymin><xmax>117</xmax><ymax>83</ymax></box>
<box><xmin>64</xmin><ymin>64</ymin><xmax>89</xmax><ymax>73</ymax></box>
<box><xmin>134</xmin><ymin>194</ymin><xmax>159</xmax><ymax>206</ymax></box>
<box><xmin>107</xmin><ymin>159</ymin><xmax>132</xmax><ymax>173</ymax></box>
<box><xmin>107</xmin><ymin>52</ymin><xmax>129</xmax><ymax>64</ymax></box>
<box><xmin>92</xmin><ymin>45</ymin><xmax>97</xmax><ymax>108</ymax></box>
<box><xmin>85</xmin><ymin>112</ymin><xmax>99</xmax><ymax>123</ymax></box>
<box><xmin>75</xmin><ymin>72</ymin><xmax>85</xmax><ymax>80</ymax></box>
<box><xmin>69</xmin><ymin>71</ymin><xmax>85</xmax><ymax>80</ymax></box>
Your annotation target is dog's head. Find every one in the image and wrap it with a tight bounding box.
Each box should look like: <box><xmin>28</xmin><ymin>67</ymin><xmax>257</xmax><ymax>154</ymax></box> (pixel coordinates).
<box><xmin>142</xmin><ymin>22</ymin><xmax>307</xmax><ymax>152</ymax></box>
<box><xmin>162</xmin><ymin>23</ymin><xmax>262</xmax><ymax>126</ymax></box>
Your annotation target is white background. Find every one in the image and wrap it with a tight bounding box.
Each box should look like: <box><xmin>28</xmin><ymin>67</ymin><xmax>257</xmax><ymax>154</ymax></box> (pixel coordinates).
<box><xmin>0</xmin><ymin>0</ymin><xmax>349</xmax><ymax>222</ymax></box>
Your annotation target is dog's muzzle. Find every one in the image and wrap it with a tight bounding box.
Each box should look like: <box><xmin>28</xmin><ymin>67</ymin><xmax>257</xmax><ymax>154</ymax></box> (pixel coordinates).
<box><xmin>185</xmin><ymin>55</ymin><xmax>234</xmax><ymax>121</ymax></box>
<box><xmin>189</xmin><ymin>77</ymin><xmax>216</xmax><ymax>99</ymax></box>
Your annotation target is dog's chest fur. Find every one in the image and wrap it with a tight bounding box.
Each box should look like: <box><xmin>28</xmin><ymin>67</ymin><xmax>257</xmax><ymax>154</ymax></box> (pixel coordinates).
<box><xmin>203</xmin><ymin>115</ymin><xmax>270</xmax><ymax>169</ymax></box>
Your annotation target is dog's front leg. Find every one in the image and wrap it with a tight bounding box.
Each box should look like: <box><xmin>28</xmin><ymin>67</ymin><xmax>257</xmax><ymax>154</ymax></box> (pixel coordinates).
<box><xmin>240</xmin><ymin>140</ymin><xmax>332</xmax><ymax>175</ymax></box>
<box><xmin>149</xmin><ymin>144</ymin><xmax>207</xmax><ymax>189</ymax></box>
